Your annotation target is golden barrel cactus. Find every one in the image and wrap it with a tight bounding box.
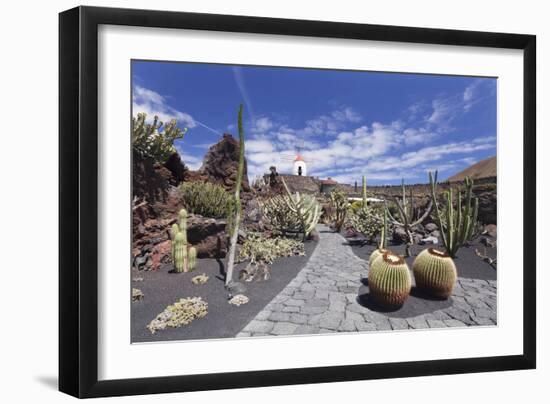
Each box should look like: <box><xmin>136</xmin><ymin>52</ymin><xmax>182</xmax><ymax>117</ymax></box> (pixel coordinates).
<box><xmin>368</xmin><ymin>251</ymin><xmax>411</xmax><ymax>308</ymax></box>
<box><xmin>369</xmin><ymin>248</ymin><xmax>391</xmax><ymax>267</ymax></box>
<box><xmin>413</xmin><ymin>248</ymin><xmax>457</xmax><ymax>298</ymax></box>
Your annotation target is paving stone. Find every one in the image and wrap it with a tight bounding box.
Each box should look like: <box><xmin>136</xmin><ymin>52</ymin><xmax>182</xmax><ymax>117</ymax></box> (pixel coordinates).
<box><xmin>319</xmin><ymin>328</ymin><xmax>338</xmax><ymax>334</ymax></box>
<box><xmin>244</xmin><ymin>320</ymin><xmax>274</xmax><ymax>334</ymax></box>
<box><xmin>319</xmin><ymin>312</ymin><xmax>342</xmax><ymax>330</ymax></box>
<box><xmin>236</xmin><ymin>332</ymin><xmax>251</xmax><ymax>338</ymax></box>
<box><xmin>294</xmin><ymin>291</ymin><xmax>315</xmax><ymax>300</ymax></box>
<box><xmin>289</xmin><ymin>313</ymin><xmax>308</xmax><ymax>324</ymax></box>
<box><xmin>407</xmin><ymin>316</ymin><xmax>430</xmax><ymax>329</ymax></box>
<box><xmin>294</xmin><ymin>325</ymin><xmax>319</xmax><ymax>335</ymax></box>
<box><xmin>444</xmin><ymin>319</ymin><xmax>467</xmax><ymax>327</ymax></box>
<box><xmin>355</xmin><ymin>322</ymin><xmax>377</xmax><ymax>332</ymax></box>
<box><xmin>338</xmin><ymin>319</ymin><xmax>357</xmax><ymax>332</ymax></box>
<box><xmin>283</xmin><ymin>298</ymin><xmax>305</xmax><ymax>307</ymax></box>
<box><xmin>255</xmin><ymin>310</ymin><xmax>271</xmax><ymax>321</ymax></box>
<box><xmin>472</xmin><ymin>316</ymin><xmax>495</xmax><ymax>326</ymax></box>
<box><xmin>282</xmin><ymin>306</ymin><xmax>301</xmax><ymax>313</ymax></box>
<box><xmin>389</xmin><ymin>318</ymin><xmax>409</xmax><ymax>330</ymax></box>
<box><xmin>269</xmin><ymin>312</ymin><xmax>290</xmax><ymax>322</ymax></box>
<box><xmin>427</xmin><ymin>319</ymin><xmax>447</xmax><ymax>328</ymax></box>
<box><xmin>301</xmin><ymin>306</ymin><xmax>328</xmax><ymax>315</ymax></box>
<box><xmin>271</xmin><ymin>322</ymin><xmax>299</xmax><ymax>335</ymax></box>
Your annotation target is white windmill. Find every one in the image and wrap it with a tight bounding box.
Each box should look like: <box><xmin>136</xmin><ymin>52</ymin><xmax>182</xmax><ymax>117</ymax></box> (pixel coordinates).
<box><xmin>280</xmin><ymin>139</ymin><xmax>314</xmax><ymax>176</ymax></box>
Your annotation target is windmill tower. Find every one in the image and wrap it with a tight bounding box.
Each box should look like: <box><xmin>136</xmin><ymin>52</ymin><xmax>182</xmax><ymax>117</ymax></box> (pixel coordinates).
<box><xmin>281</xmin><ymin>139</ymin><xmax>313</xmax><ymax>176</ymax></box>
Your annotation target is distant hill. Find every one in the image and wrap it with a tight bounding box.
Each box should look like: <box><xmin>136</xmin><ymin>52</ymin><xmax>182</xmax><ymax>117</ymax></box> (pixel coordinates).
<box><xmin>447</xmin><ymin>156</ymin><xmax>496</xmax><ymax>182</ymax></box>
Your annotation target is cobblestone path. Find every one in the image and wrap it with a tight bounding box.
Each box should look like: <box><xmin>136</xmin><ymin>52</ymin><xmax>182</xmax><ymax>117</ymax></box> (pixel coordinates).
<box><xmin>237</xmin><ymin>225</ymin><xmax>497</xmax><ymax>337</ymax></box>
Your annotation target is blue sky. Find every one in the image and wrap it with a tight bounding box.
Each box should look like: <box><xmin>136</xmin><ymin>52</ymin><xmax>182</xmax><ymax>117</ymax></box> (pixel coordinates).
<box><xmin>132</xmin><ymin>60</ymin><xmax>496</xmax><ymax>185</ymax></box>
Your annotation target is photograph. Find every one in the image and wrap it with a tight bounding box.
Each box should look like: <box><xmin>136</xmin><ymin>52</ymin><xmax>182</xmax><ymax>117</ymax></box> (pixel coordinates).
<box><xmin>130</xmin><ymin>60</ymin><xmax>498</xmax><ymax>343</ymax></box>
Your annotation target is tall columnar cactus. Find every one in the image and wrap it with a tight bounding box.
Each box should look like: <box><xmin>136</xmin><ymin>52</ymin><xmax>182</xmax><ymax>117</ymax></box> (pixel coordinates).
<box><xmin>178</xmin><ymin>208</ymin><xmax>188</xmax><ymax>244</ymax></box>
<box><xmin>171</xmin><ymin>208</ymin><xmax>196</xmax><ymax>273</ymax></box>
<box><xmin>368</xmin><ymin>205</ymin><xmax>390</xmax><ymax>265</ymax></box>
<box><xmin>362</xmin><ymin>175</ymin><xmax>367</xmax><ymax>206</ymax></box>
<box><xmin>188</xmin><ymin>246</ymin><xmax>197</xmax><ymax>271</ymax></box>
<box><xmin>386</xmin><ymin>175</ymin><xmax>435</xmax><ymax>257</ymax></box>
<box><xmin>413</xmin><ymin>248</ymin><xmax>457</xmax><ymax>298</ymax></box>
<box><xmin>329</xmin><ymin>189</ymin><xmax>349</xmax><ymax>232</ymax></box>
<box><xmin>173</xmin><ymin>232</ymin><xmax>188</xmax><ymax>273</ymax></box>
<box><xmin>225</xmin><ymin>104</ymin><xmax>246</xmax><ymax>287</ymax></box>
<box><xmin>281</xmin><ymin>177</ymin><xmax>322</xmax><ymax>241</ymax></box>
<box><xmin>429</xmin><ymin>172</ymin><xmax>479</xmax><ymax>258</ymax></box>
<box><xmin>368</xmin><ymin>251</ymin><xmax>411</xmax><ymax>308</ymax></box>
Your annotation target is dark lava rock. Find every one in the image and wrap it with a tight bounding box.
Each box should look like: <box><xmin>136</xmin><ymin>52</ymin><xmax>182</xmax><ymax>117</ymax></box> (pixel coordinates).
<box><xmin>187</xmin><ymin>214</ymin><xmax>228</xmax><ymax>258</ymax></box>
<box><xmin>163</xmin><ymin>152</ymin><xmax>187</xmax><ymax>185</ymax></box>
<box><xmin>425</xmin><ymin>222</ymin><xmax>438</xmax><ymax>232</ymax></box>
<box><xmin>198</xmin><ymin>133</ymin><xmax>250</xmax><ymax>192</ymax></box>
<box><xmin>392</xmin><ymin>226</ymin><xmax>409</xmax><ymax>244</ymax></box>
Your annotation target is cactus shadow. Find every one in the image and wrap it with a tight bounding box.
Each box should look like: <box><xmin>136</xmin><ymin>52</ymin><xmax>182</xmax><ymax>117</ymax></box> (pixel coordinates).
<box><xmin>357</xmin><ymin>283</ymin><xmax>454</xmax><ymax>317</ymax></box>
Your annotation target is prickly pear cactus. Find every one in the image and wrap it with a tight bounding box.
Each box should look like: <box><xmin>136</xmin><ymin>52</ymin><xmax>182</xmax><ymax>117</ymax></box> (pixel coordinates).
<box><xmin>368</xmin><ymin>251</ymin><xmax>411</xmax><ymax>308</ymax></box>
<box><xmin>173</xmin><ymin>232</ymin><xmax>188</xmax><ymax>273</ymax></box>
<box><xmin>188</xmin><ymin>246</ymin><xmax>197</xmax><ymax>271</ymax></box>
<box><xmin>368</xmin><ymin>248</ymin><xmax>391</xmax><ymax>267</ymax></box>
<box><xmin>413</xmin><ymin>248</ymin><xmax>457</xmax><ymax>298</ymax></box>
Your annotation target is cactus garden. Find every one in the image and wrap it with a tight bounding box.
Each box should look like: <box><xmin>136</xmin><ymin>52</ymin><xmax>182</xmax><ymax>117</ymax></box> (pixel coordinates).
<box><xmin>131</xmin><ymin>61</ymin><xmax>497</xmax><ymax>342</ymax></box>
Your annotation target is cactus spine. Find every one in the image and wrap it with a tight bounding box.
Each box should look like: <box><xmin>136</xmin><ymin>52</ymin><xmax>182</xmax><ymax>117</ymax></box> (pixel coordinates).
<box><xmin>171</xmin><ymin>208</ymin><xmax>195</xmax><ymax>273</ymax></box>
<box><xmin>225</xmin><ymin>104</ymin><xmax>246</xmax><ymax>287</ymax></box>
<box><xmin>368</xmin><ymin>251</ymin><xmax>411</xmax><ymax>308</ymax></box>
<box><xmin>281</xmin><ymin>177</ymin><xmax>321</xmax><ymax>241</ymax></box>
<box><xmin>429</xmin><ymin>172</ymin><xmax>479</xmax><ymax>258</ymax></box>
<box><xmin>386</xmin><ymin>175</ymin><xmax>435</xmax><ymax>257</ymax></box>
<box><xmin>413</xmin><ymin>248</ymin><xmax>457</xmax><ymax>298</ymax></box>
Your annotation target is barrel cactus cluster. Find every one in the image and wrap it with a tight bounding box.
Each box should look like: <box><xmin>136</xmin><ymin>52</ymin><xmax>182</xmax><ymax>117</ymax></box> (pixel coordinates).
<box><xmin>171</xmin><ymin>208</ymin><xmax>197</xmax><ymax>273</ymax></box>
<box><xmin>368</xmin><ymin>251</ymin><xmax>412</xmax><ymax>308</ymax></box>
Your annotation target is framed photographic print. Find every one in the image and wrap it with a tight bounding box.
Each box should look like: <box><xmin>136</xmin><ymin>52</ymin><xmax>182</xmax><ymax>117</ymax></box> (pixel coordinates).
<box><xmin>59</xmin><ymin>6</ymin><xmax>536</xmax><ymax>398</ymax></box>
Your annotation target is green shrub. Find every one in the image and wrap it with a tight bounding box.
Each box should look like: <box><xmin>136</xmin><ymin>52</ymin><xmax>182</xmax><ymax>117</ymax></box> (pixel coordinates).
<box><xmin>132</xmin><ymin>112</ymin><xmax>187</xmax><ymax>163</ymax></box>
<box><xmin>348</xmin><ymin>204</ymin><xmax>384</xmax><ymax>242</ymax></box>
<box><xmin>238</xmin><ymin>233</ymin><xmax>305</xmax><ymax>265</ymax></box>
<box><xmin>179</xmin><ymin>181</ymin><xmax>230</xmax><ymax>218</ymax></box>
<box><xmin>262</xmin><ymin>195</ymin><xmax>302</xmax><ymax>235</ymax></box>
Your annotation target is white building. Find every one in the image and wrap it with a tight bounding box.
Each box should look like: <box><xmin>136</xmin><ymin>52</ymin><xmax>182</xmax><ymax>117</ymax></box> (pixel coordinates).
<box><xmin>293</xmin><ymin>154</ymin><xmax>307</xmax><ymax>176</ymax></box>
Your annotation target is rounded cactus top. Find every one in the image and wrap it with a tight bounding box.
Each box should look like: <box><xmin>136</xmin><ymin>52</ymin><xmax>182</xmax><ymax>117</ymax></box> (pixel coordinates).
<box><xmin>381</xmin><ymin>251</ymin><xmax>406</xmax><ymax>266</ymax></box>
<box><xmin>426</xmin><ymin>247</ymin><xmax>450</xmax><ymax>258</ymax></box>
<box><xmin>174</xmin><ymin>231</ymin><xmax>185</xmax><ymax>242</ymax></box>
<box><xmin>179</xmin><ymin>208</ymin><xmax>187</xmax><ymax>217</ymax></box>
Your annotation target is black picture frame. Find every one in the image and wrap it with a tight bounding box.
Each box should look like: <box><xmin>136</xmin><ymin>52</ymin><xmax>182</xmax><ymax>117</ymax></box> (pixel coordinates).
<box><xmin>59</xmin><ymin>5</ymin><xmax>536</xmax><ymax>398</ymax></box>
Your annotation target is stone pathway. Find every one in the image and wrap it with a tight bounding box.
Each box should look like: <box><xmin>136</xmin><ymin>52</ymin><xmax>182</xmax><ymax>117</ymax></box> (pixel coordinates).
<box><xmin>237</xmin><ymin>225</ymin><xmax>497</xmax><ymax>337</ymax></box>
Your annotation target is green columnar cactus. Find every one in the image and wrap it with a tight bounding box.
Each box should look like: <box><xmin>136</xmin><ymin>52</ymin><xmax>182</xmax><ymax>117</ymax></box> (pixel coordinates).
<box><xmin>173</xmin><ymin>232</ymin><xmax>188</xmax><ymax>273</ymax></box>
<box><xmin>362</xmin><ymin>175</ymin><xmax>367</xmax><ymax>206</ymax></box>
<box><xmin>429</xmin><ymin>172</ymin><xmax>479</xmax><ymax>258</ymax></box>
<box><xmin>369</xmin><ymin>208</ymin><xmax>390</xmax><ymax>265</ymax></box>
<box><xmin>188</xmin><ymin>246</ymin><xmax>197</xmax><ymax>271</ymax></box>
<box><xmin>178</xmin><ymin>208</ymin><xmax>188</xmax><ymax>244</ymax></box>
<box><xmin>386</xmin><ymin>176</ymin><xmax>435</xmax><ymax>257</ymax></box>
<box><xmin>225</xmin><ymin>104</ymin><xmax>246</xmax><ymax>287</ymax></box>
<box><xmin>413</xmin><ymin>248</ymin><xmax>457</xmax><ymax>298</ymax></box>
<box><xmin>281</xmin><ymin>177</ymin><xmax>321</xmax><ymax>241</ymax></box>
<box><xmin>171</xmin><ymin>209</ymin><xmax>196</xmax><ymax>272</ymax></box>
<box><xmin>329</xmin><ymin>189</ymin><xmax>349</xmax><ymax>232</ymax></box>
<box><xmin>368</xmin><ymin>251</ymin><xmax>411</xmax><ymax>308</ymax></box>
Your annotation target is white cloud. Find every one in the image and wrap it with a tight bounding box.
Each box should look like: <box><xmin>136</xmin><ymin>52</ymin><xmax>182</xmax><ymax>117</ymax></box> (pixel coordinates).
<box><xmin>133</xmin><ymin>85</ymin><xmax>197</xmax><ymax>128</ymax></box>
